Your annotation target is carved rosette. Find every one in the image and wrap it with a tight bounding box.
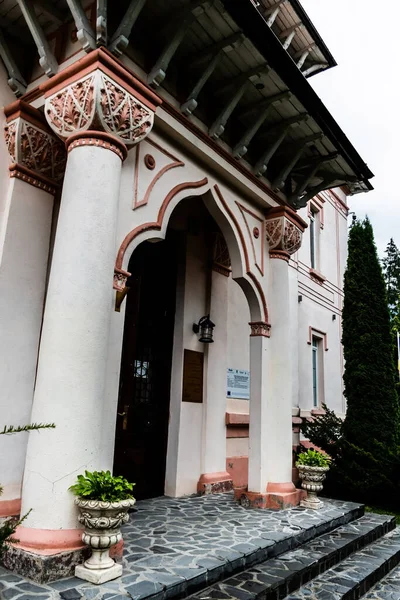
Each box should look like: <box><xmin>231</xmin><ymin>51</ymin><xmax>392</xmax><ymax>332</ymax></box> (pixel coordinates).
<box><xmin>265</xmin><ymin>207</ymin><xmax>306</xmax><ymax>260</ymax></box>
<box><xmin>45</xmin><ymin>70</ymin><xmax>154</xmax><ymax>147</ymax></box>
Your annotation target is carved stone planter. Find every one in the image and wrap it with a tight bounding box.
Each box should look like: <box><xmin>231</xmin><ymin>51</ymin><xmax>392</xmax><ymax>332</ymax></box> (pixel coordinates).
<box><xmin>296</xmin><ymin>464</ymin><xmax>329</xmax><ymax>510</ymax></box>
<box><xmin>75</xmin><ymin>497</ymin><xmax>136</xmax><ymax>584</ymax></box>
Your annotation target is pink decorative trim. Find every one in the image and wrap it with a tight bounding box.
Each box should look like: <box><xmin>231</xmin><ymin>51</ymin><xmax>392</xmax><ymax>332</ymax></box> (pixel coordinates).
<box><xmin>116</xmin><ymin>178</ymin><xmax>209</xmax><ymax>271</ymax></box>
<box><xmin>66</xmin><ymin>130</ymin><xmax>128</xmax><ymax>161</ymax></box>
<box><xmin>9</xmin><ymin>163</ymin><xmax>58</xmax><ymax>195</ymax></box>
<box><xmin>225</xmin><ymin>412</ymin><xmax>250</xmax><ymax>426</ymax></box>
<box><xmin>308</xmin><ymin>197</ymin><xmax>325</xmax><ymax>229</ymax></box>
<box><xmin>144</xmin><ymin>154</ymin><xmax>156</xmax><ymax>170</ymax></box>
<box><xmin>214</xmin><ymin>186</ymin><xmax>250</xmax><ymax>272</ymax></box>
<box><xmin>236</xmin><ymin>202</ymin><xmax>265</xmax><ymax>276</ymax></box>
<box><xmin>197</xmin><ymin>472</ymin><xmax>234</xmax><ymax>494</ymax></box>
<box><xmin>310</xmin><ymin>267</ymin><xmax>326</xmax><ymax>284</ymax></box>
<box><xmin>133</xmin><ymin>140</ymin><xmax>184</xmax><ymax>209</ymax></box>
<box><xmin>249</xmin><ymin>320</ymin><xmax>271</xmax><ymax>337</ymax></box>
<box><xmin>307</xmin><ymin>326</ymin><xmax>329</xmax><ymax>351</ymax></box>
<box><xmin>14</xmin><ymin>526</ymin><xmax>84</xmax><ymax>556</ymax></box>
<box><xmin>266</xmin><ymin>482</ymin><xmax>297</xmax><ymax>494</ymax></box>
<box><xmin>269</xmin><ymin>249</ymin><xmax>290</xmax><ymax>261</ymax></box>
<box><xmin>0</xmin><ymin>497</ymin><xmax>21</xmax><ymax>517</ymax></box>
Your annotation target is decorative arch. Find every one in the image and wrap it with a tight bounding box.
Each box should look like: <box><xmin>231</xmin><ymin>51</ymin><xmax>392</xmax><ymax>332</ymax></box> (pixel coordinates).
<box><xmin>114</xmin><ymin>178</ymin><xmax>270</xmax><ymax>332</ymax></box>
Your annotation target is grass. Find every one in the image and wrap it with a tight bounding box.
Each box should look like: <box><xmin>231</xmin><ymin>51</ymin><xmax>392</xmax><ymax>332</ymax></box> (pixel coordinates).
<box><xmin>365</xmin><ymin>505</ymin><xmax>400</xmax><ymax>525</ymax></box>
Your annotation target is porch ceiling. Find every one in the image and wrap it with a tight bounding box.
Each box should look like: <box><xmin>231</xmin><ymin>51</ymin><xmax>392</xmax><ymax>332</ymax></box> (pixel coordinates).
<box><xmin>0</xmin><ymin>0</ymin><xmax>373</xmax><ymax>208</ymax></box>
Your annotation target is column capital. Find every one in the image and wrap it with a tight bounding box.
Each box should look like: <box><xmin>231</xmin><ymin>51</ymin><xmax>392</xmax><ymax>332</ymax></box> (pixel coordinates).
<box><xmin>41</xmin><ymin>48</ymin><xmax>162</xmax><ymax>148</ymax></box>
<box><xmin>265</xmin><ymin>206</ymin><xmax>307</xmax><ymax>259</ymax></box>
<box><xmin>4</xmin><ymin>100</ymin><xmax>66</xmax><ymax>195</ymax></box>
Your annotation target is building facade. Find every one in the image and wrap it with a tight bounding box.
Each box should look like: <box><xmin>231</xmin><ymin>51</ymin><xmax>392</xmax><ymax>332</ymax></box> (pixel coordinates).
<box><xmin>0</xmin><ymin>0</ymin><xmax>372</xmax><ymax>565</ymax></box>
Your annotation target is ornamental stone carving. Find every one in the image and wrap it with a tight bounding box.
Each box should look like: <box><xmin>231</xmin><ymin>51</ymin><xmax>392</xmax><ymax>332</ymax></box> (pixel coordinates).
<box><xmin>3</xmin><ymin>100</ymin><xmax>67</xmax><ymax>193</ymax></box>
<box><xmin>265</xmin><ymin>206</ymin><xmax>307</xmax><ymax>259</ymax></box>
<box><xmin>249</xmin><ymin>321</ymin><xmax>271</xmax><ymax>337</ymax></box>
<box><xmin>42</xmin><ymin>49</ymin><xmax>161</xmax><ymax>148</ymax></box>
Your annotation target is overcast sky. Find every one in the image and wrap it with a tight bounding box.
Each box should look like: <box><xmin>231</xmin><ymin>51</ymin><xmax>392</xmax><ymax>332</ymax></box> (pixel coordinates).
<box><xmin>301</xmin><ymin>0</ymin><xmax>399</xmax><ymax>256</ymax></box>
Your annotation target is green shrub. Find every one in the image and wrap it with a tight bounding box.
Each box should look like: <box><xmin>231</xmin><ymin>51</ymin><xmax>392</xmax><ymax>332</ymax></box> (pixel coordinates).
<box><xmin>69</xmin><ymin>470</ymin><xmax>135</xmax><ymax>502</ymax></box>
<box><xmin>300</xmin><ymin>403</ymin><xmax>342</xmax><ymax>459</ymax></box>
<box><xmin>296</xmin><ymin>449</ymin><xmax>331</xmax><ymax>468</ymax></box>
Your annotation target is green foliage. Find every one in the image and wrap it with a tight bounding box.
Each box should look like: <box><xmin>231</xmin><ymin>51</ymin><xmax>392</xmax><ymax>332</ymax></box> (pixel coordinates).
<box><xmin>328</xmin><ymin>218</ymin><xmax>400</xmax><ymax>506</ymax></box>
<box><xmin>69</xmin><ymin>470</ymin><xmax>135</xmax><ymax>502</ymax></box>
<box><xmin>0</xmin><ymin>423</ymin><xmax>56</xmax><ymax>435</ymax></box>
<box><xmin>0</xmin><ymin>511</ymin><xmax>31</xmax><ymax>557</ymax></box>
<box><xmin>300</xmin><ymin>404</ymin><xmax>342</xmax><ymax>459</ymax></box>
<box><xmin>382</xmin><ymin>238</ymin><xmax>400</xmax><ymax>316</ymax></box>
<box><xmin>296</xmin><ymin>449</ymin><xmax>331</xmax><ymax>468</ymax></box>
<box><xmin>342</xmin><ymin>219</ymin><xmax>399</xmax><ymax>452</ymax></box>
<box><xmin>0</xmin><ymin>423</ymin><xmax>55</xmax><ymax>555</ymax></box>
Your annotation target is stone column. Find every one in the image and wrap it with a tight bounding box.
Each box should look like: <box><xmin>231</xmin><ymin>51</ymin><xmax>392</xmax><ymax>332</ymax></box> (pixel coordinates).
<box><xmin>237</xmin><ymin>207</ymin><xmax>306</xmax><ymax>509</ymax></box>
<box><xmin>17</xmin><ymin>49</ymin><xmax>160</xmax><ymax>553</ymax></box>
<box><xmin>0</xmin><ymin>101</ymin><xmax>65</xmax><ymax>517</ymax></box>
<box><xmin>264</xmin><ymin>207</ymin><xmax>307</xmax><ymax>508</ymax></box>
<box><xmin>198</xmin><ymin>234</ymin><xmax>233</xmax><ymax>494</ymax></box>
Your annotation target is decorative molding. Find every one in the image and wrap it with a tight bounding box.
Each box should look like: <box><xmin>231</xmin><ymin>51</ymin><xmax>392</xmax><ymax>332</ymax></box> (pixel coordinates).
<box><xmin>269</xmin><ymin>249</ymin><xmax>290</xmax><ymax>262</ymax></box>
<box><xmin>41</xmin><ymin>48</ymin><xmax>162</xmax><ymax>147</ymax></box>
<box><xmin>66</xmin><ymin>131</ymin><xmax>128</xmax><ymax>162</ymax></box>
<box><xmin>265</xmin><ymin>206</ymin><xmax>307</xmax><ymax>257</ymax></box>
<box><xmin>310</xmin><ymin>267</ymin><xmax>326</xmax><ymax>285</ymax></box>
<box><xmin>236</xmin><ymin>202</ymin><xmax>265</xmax><ymax>276</ymax></box>
<box><xmin>307</xmin><ymin>197</ymin><xmax>324</xmax><ymax>229</ymax></box>
<box><xmin>249</xmin><ymin>320</ymin><xmax>271</xmax><ymax>337</ymax></box>
<box><xmin>115</xmin><ymin>178</ymin><xmax>209</xmax><ymax>278</ymax></box>
<box><xmin>212</xmin><ymin>232</ymin><xmax>231</xmax><ymax>277</ymax></box>
<box><xmin>3</xmin><ymin>100</ymin><xmax>66</xmax><ymax>193</ymax></box>
<box><xmin>144</xmin><ymin>154</ymin><xmax>156</xmax><ymax>170</ymax></box>
<box><xmin>113</xmin><ymin>267</ymin><xmax>130</xmax><ymax>291</ymax></box>
<box><xmin>133</xmin><ymin>140</ymin><xmax>184</xmax><ymax>209</ymax></box>
<box><xmin>307</xmin><ymin>326</ymin><xmax>329</xmax><ymax>351</ymax></box>
<box><xmin>9</xmin><ymin>163</ymin><xmax>58</xmax><ymax>195</ymax></box>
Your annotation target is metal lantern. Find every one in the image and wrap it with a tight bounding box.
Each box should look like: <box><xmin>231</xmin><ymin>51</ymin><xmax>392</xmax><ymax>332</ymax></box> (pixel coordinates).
<box><xmin>193</xmin><ymin>315</ymin><xmax>215</xmax><ymax>343</ymax></box>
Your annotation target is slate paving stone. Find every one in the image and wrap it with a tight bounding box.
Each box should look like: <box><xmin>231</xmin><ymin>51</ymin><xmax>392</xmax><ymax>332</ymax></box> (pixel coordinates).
<box><xmin>0</xmin><ymin>494</ymin><xmax>363</xmax><ymax>600</ymax></box>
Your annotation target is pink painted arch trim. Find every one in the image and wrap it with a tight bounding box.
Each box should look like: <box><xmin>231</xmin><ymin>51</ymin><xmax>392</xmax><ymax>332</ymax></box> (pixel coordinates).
<box><xmin>14</xmin><ymin>526</ymin><xmax>84</xmax><ymax>556</ymax></box>
<box><xmin>0</xmin><ymin>497</ymin><xmax>21</xmax><ymax>517</ymax></box>
<box><xmin>115</xmin><ymin>177</ymin><xmax>209</xmax><ymax>271</ymax></box>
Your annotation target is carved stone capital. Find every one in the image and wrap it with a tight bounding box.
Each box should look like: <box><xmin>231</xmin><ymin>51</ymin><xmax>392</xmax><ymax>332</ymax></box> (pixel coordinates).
<box><xmin>4</xmin><ymin>100</ymin><xmax>66</xmax><ymax>193</ymax></box>
<box><xmin>42</xmin><ymin>48</ymin><xmax>162</xmax><ymax>149</ymax></box>
<box><xmin>265</xmin><ymin>206</ymin><xmax>307</xmax><ymax>258</ymax></box>
<box><xmin>249</xmin><ymin>321</ymin><xmax>271</xmax><ymax>337</ymax></box>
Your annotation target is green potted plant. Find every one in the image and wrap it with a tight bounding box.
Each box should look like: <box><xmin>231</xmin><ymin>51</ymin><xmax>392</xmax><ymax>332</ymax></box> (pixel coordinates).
<box><xmin>296</xmin><ymin>448</ymin><xmax>331</xmax><ymax>509</ymax></box>
<box><xmin>69</xmin><ymin>470</ymin><xmax>135</xmax><ymax>584</ymax></box>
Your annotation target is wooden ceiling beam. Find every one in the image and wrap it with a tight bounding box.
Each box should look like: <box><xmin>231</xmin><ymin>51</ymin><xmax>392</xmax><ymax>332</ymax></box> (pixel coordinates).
<box><xmin>271</xmin><ymin>132</ymin><xmax>323</xmax><ymax>191</ymax></box>
<box><xmin>65</xmin><ymin>0</ymin><xmax>96</xmax><ymax>51</ymax></box>
<box><xmin>0</xmin><ymin>27</ymin><xmax>27</xmax><ymax>96</ymax></box>
<box><xmin>33</xmin><ymin>0</ymin><xmax>65</xmax><ymax>24</ymax></box>
<box><xmin>16</xmin><ymin>0</ymin><xmax>58</xmax><ymax>76</ymax></box>
<box><xmin>109</xmin><ymin>0</ymin><xmax>148</xmax><ymax>57</ymax></box>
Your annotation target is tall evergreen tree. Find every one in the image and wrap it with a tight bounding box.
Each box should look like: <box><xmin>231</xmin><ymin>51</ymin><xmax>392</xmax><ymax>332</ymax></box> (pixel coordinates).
<box><xmin>382</xmin><ymin>238</ymin><xmax>400</xmax><ymax>316</ymax></box>
<box><xmin>342</xmin><ymin>219</ymin><xmax>399</xmax><ymax>449</ymax></box>
<box><xmin>339</xmin><ymin>218</ymin><xmax>400</xmax><ymax>503</ymax></box>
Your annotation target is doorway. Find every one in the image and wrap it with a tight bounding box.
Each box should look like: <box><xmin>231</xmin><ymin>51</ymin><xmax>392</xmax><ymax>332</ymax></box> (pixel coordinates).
<box><xmin>113</xmin><ymin>234</ymin><xmax>178</xmax><ymax>499</ymax></box>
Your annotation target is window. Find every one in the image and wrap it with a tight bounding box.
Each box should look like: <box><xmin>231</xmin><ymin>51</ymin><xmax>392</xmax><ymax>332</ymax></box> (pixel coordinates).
<box><xmin>311</xmin><ymin>336</ymin><xmax>324</xmax><ymax>408</ymax></box>
<box><xmin>309</xmin><ymin>209</ymin><xmax>317</xmax><ymax>268</ymax></box>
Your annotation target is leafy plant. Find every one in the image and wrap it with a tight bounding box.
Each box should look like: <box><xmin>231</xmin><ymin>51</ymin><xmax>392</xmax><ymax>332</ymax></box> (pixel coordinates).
<box><xmin>69</xmin><ymin>470</ymin><xmax>135</xmax><ymax>502</ymax></box>
<box><xmin>0</xmin><ymin>422</ymin><xmax>55</xmax><ymax>555</ymax></box>
<box><xmin>296</xmin><ymin>449</ymin><xmax>331</xmax><ymax>468</ymax></box>
<box><xmin>300</xmin><ymin>404</ymin><xmax>342</xmax><ymax>459</ymax></box>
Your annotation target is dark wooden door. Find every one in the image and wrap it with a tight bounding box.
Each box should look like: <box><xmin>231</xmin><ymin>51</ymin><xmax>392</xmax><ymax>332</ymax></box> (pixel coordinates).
<box><xmin>113</xmin><ymin>236</ymin><xmax>177</xmax><ymax>499</ymax></box>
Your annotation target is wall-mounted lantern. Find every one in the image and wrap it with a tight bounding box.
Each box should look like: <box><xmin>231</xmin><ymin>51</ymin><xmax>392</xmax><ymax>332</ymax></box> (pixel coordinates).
<box><xmin>193</xmin><ymin>315</ymin><xmax>215</xmax><ymax>343</ymax></box>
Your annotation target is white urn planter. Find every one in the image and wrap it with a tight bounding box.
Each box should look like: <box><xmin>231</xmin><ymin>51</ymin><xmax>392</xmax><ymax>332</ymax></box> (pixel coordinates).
<box><xmin>296</xmin><ymin>464</ymin><xmax>329</xmax><ymax>510</ymax></box>
<box><xmin>75</xmin><ymin>497</ymin><xmax>136</xmax><ymax>584</ymax></box>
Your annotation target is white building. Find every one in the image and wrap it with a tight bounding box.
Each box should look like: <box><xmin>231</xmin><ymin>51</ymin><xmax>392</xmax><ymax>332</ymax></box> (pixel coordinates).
<box><xmin>0</xmin><ymin>0</ymin><xmax>372</xmax><ymax>573</ymax></box>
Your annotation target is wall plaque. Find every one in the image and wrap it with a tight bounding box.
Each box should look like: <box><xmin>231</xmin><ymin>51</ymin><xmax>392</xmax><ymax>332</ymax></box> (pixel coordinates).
<box><xmin>182</xmin><ymin>349</ymin><xmax>204</xmax><ymax>403</ymax></box>
<box><xmin>227</xmin><ymin>368</ymin><xmax>250</xmax><ymax>400</ymax></box>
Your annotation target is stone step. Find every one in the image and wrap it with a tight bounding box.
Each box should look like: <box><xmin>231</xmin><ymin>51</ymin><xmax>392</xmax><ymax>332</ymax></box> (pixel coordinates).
<box><xmin>189</xmin><ymin>514</ymin><xmax>396</xmax><ymax>600</ymax></box>
<box><xmin>285</xmin><ymin>528</ymin><xmax>400</xmax><ymax>600</ymax></box>
<box><xmin>360</xmin><ymin>562</ymin><xmax>400</xmax><ymax>600</ymax></box>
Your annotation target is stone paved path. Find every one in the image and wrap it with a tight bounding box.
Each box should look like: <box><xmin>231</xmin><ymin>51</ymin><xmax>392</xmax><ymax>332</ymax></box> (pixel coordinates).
<box><xmin>0</xmin><ymin>494</ymin><xmax>362</xmax><ymax>600</ymax></box>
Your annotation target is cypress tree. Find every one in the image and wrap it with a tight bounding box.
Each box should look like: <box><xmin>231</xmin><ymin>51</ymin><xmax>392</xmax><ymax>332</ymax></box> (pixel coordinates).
<box><xmin>339</xmin><ymin>218</ymin><xmax>400</xmax><ymax>503</ymax></box>
<box><xmin>382</xmin><ymin>238</ymin><xmax>400</xmax><ymax>317</ymax></box>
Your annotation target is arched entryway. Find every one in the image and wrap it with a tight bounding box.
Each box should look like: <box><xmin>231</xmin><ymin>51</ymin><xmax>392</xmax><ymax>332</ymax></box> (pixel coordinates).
<box><xmin>113</xmin><ymin>232</ymin><xmax>179</xmax><ymax>499</ymax></box>
<box><xmin>113</xmin><ymin>193</ymin><xmax>263</xmax><ymax>499</ymax></box>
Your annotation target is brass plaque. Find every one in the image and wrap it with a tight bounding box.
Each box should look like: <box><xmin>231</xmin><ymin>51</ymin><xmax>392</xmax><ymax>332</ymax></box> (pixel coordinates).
<box><xmin>182</xmin><ymin>349</ymin><xmax>204</xmax><ymax>403</ymax></box>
